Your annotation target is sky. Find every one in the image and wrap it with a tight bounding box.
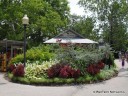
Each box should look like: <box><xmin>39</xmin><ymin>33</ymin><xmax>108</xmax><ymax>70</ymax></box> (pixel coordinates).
<box><xmin>68</xmin><ymin>0</ymin><xmax>85</xmax><ymax>16</ymax></box>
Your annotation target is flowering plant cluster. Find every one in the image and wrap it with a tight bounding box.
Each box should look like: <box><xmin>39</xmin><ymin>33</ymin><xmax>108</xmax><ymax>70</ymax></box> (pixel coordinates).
<box><xmin>47</xmin><ymin>63</ymin><xmax>81</xmax><ymax>78</ymax></box>
<box><xmin>86</xmin><ymin>61</ymin><xmax>105</xmax><ymax>75</ymax></box>
<box><xmin>97</xmin><ymin>61</ymin><xmax>105</xmax><ymax>69</ymax></box>
<box><xmin>13</xmin><ymin>64</ymin><xmax>25</xmax><ymax>77</ymax></box>
<box><xmin>8</xmin><ymin>64</ymin><xmax>16</xmax><ymax>72</ymax></box>
<box><xmin>25</xmin><ymin>60</ymin><xmax>58</xmax><ymax>79</ymax></box>
<box><xmin>59</xmin><ymin>65</ymin><xmax>81</xmax><ymax>78</ymax></box>
<box><xmin>8</xmin><ymin>64</ymin><xmax>25</xmax><ymax>77</ymax></box>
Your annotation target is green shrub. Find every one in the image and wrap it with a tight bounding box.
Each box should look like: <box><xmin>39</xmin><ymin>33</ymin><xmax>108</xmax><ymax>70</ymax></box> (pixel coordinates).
<box><xmin>76</xmin><ymin>76</ymin><xmax>87</xmax><ymax>83</ymax></box>
<box><xmin>55</xmin><ymin>44</ymin><xmax>105</xmax><ymax>75</ymax></box>
<box><xmin>96</xmin><ymin>73</ymin><xmax>105</xmax><ymax>80</ymax></box>
<box><xmin>85</xmin><ymin>74</ymin><xmax>93</xmax><ymax>82</ymax></box>
<box><xmin>29</xmin><ymin>78</ymin><xmax>48</xmax><ymax>84</ymax></box>
<box><xmin>17</xmin><ymin>77</ymin><xmax>30</xmax><ymax>84</ymax></box>
<box><xmin>65</xmin><ymin>78</ymin><xmax>75</xmax><ymax>84</ymax></box>
<box><xmin>96</xmin><ymin>68</ymin><xmax>117</xmax><ymax>80</ymax></box>
<box><xmin>10</xmin><ymin>54</ymin><xmax>24</xmax><ymax>64</ymax></box>
<box><xmin>9</xmin><ymin>45</ymin><xmax>55</xmax><ymax>64</ymax></box>
<box><xmin>53</xmin><ymin>78</ymin><xmax>64</xmax><ymax>83</ymax></box>
<box><xmin>8</xmin><ymin>72</ymin><xmax>13</xmax><ymax>79</ymax></box>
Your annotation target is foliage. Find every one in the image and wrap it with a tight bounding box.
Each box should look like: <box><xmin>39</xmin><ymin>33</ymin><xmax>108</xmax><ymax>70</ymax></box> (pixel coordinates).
<box><xmin>0</xmin><ymin>0</ymin><xmax>70</xmax><ymax>46</ymax></box>
<box><xmin>84</xmin><ymin>74</ymin><xmax>93</xmax><ymax>82</ymax></box>
<box><xmin>47</xmin><ymin>63</ymin><xmax>81</xmax><ymax>78</ymax></box>
<box><xmin>22</xmin><ymin>0</ymin><xmax>69</xmax><ymax>46</ymax></box>
<box><xmin>69</xmin><ymin>15</ymin><xmax>99</xmax><ymax>41</ymax></box>
<box><xmin>8</xmin><ymin>72</ymin><xmax>13</xmax><ymax>79</ymax></box>
<box><xmin>10</xmin><ymin>54</ymin><xmax>24</xmax><ymax>64</ymax></box>
<box><xmin>47</xmin><ymin>63</ymin><xmax>64</xmax><ymax>78</ymax></box>
<box><xmin>10</xmin><ymin>45</ymin><xmax>55</xmax><ymax>64</ymax></box>
<box><xmin>0</xmin><ymin>0</ymin><xmax>23</xmax><ymax>40</ymax></box>
<box><xmin>7</xmin><ymin>43</ymin><xmax>117</xmax><ymax>85</ymax></box>
<box><xmin>86</xmin><ymin>61</ymin><xmax>105</xmax><ymax>76</ymax></box>
<box><xmin>7</xmin><ymin>64</ymin><xmax>16</xmax><ymax>73</ymax></box>
<box><xmin>8</xmin><ymin>67</ymin><xmax>118</xmax><ymax>85</ymax></box>
<box><xmin>96</xmin><ymin>68</ymin><xmax>118</xmax><ymax>80</ymax></box>
<box><xmin>25</xmin><ymin>59</ymin><xmax>58</xmax><ymax>79</ymax></box>
<box><xmin>55</xmin><ymin>44</ymin><xmax>105</xmax><ymax>74</ymax></box>
<box><xmin>99</xmin><ymin>44</ymin><xmax>115</xmax><ymax>68</ymax></box>
<box><xmin>12</xmin><ymin>64</ymin><xmax>25</xmax><ymax>77</ymax></box>
<box><xmin>59</xmin><ymin>65</ymin><xmax>81</xmax><ymax>78</ymax></box>
<box><xmin>101</xmin><ymin>44</ymin><xmax>115</xmax><ymax>68</ymax></box>
<box><xmin>78</xmin><ymin>0</ymin><xmax>128</xmax><ymax>51</ymax></box>
<box><xmin>97</xmin><ymin>61</ymin><xmax>105</xmax><ymax>69</ymax></box>
<box><xmin>86</xmin><ymin>64</ymin><xmax>100</xmax><ymax>76</ymax></box>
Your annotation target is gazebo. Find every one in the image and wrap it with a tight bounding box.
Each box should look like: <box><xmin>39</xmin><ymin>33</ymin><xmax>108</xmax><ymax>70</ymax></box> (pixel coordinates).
<box><xmin>0</xmin><ymin>39</ymin><xmax>24</xmax><ymax>71</ymax></box>
<box><xmin>44</xmin><ymin>29</ymin><xmax>98</xmax><ymax>44</ymax></box>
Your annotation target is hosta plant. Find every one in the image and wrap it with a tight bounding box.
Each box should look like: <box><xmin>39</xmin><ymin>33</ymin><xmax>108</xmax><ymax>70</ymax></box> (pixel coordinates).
<box><xmin>25</xmin><ymin>59</ymin><xmax>58</xmax><ymax>79</ymax></box>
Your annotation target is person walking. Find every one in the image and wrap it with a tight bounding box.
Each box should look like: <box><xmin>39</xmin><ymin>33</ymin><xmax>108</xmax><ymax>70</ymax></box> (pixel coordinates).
<box><xmin>121</xmin><ymin>55</ymin><xmax>125</xmax><ymax>68</ymax></box>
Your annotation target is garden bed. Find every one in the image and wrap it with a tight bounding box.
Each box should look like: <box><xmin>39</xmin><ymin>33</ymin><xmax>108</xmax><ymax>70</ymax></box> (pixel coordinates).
<box><xmin>7</xmin><ymin>44</ymin><xmax>118</xmax><ymax>86</ymax></box>
<box><xmin>7</xmin><ymin>67</ymin><xmax>118</xmax><ymax>86</ymax></box>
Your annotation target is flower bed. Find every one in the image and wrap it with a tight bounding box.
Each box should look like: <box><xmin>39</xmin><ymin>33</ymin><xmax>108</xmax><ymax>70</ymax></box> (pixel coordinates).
<box><xmin>7</xmin><ymin>44</ymin><xmax>118</xmax><ymax>85</ymax></box>
<box><xmin>7</xmin><ymin>60</ymin><xmax>118</xmax><ymax>85</ymax></box>
<box><xmin>7</xmin><ymin>67</ymin><xmax>118</xmax><ymax>85</ymax></box>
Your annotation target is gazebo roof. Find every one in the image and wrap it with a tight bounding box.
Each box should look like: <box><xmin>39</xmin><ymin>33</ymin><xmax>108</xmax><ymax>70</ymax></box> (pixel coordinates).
<box><xmin>55</xmin><ymin>29</ymin><xmax>85</xmax><ymax>39</ymax></box>
<box><xmin>44</xmin><ymin>38</ymin><xmax>97</xmax><ymax>44</ymax></box>
<box><xmin>44</xmin><ymin>29</ymin><xmax>98</xmax><ymax>44</ymax></box>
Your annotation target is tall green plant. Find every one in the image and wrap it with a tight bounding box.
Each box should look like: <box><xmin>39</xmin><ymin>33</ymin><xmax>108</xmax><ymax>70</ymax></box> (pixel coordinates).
<box><xmin>10</xmin><ymin>45</ymin><xmax>55</xmax><ymax>64</ymax></box>
<box><xmin>55</xmin><ymin>44</ymin><xmax>105</xmax><ymax>74</ymax></box>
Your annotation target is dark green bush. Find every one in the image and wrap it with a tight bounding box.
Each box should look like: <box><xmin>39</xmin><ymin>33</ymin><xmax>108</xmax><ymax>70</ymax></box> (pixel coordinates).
<box><xmin>55</xmin><ymin>44</ymin><xmax>105</xmax><ymax>75</ymax></box>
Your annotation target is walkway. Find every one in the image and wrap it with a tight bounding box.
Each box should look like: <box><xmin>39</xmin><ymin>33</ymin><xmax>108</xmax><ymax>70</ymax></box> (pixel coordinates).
<box><xmin>0</xmin><ymin>59</ymin><xmax>128</xmax><ymax>96</ymax></box>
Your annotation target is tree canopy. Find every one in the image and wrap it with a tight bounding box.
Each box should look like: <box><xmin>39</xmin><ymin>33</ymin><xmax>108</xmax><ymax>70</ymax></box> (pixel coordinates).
<box><xmin>79</xmin><ymin>0</ymin><xmax>128</xmax><ymax>51</ymax></box>
<box><xmin>0</xmin><ymin>0</ymin><xmax>127</xmax><ymax>50</ymax></box>
<box><xmin>68</xmin><ymin>15</ymin><xmax>99</xmax><ymax>41</ymax></box>
<box><xmin>0</xmin><ymin>0</ymin><xmax>70</xmax><ymax>46</ymax></box>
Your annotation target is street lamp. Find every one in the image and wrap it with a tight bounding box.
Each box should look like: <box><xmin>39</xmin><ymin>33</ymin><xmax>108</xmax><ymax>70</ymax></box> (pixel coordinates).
<box><xmin>22</xmin><ymin>14</ymin><xmax>29</xmax><ymax>67</ymax></box>
<box><xmin>99</xmin><ymin>38</ymin><xmax>104</xmax><ymax>49</ymax></box>
<box><xmin>99</xmin><ymin>38</ymin><xmax>104</xmax><ymax>45</ymax></box>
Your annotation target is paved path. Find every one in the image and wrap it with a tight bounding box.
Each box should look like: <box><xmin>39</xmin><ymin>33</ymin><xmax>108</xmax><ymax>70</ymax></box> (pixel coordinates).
<box><xmin>0</xmin><ymin>59</ymin><xmax>128</xmax><ymax>96</ymax></box>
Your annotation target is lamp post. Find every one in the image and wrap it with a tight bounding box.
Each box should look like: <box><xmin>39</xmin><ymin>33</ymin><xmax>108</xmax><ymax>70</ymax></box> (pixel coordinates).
<box><xmin>99</xmin><ymin>38</ymin><xmax>104</xmax><ymax>49</ymax></box>
<box><xmin>22</xmin><ymin>14</ymin><xmax>29</xmax><ymax>67</ymax></box>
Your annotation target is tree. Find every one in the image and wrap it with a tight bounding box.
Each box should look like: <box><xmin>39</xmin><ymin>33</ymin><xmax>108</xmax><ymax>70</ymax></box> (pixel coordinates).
<box><xmin>0</xmin><ymin>0</ymin><xmax>70</xmax><ymax>47</ymax></box>
<box><xmin>0</xmin><ymin>0</ymin><xmax>23</xmax><ymax>40</ymax></box>
<box><xmin>68</xmin><ymin>14</ymin><xmax>99</xmax><ymax>41</ymax></box>
<box><xmin>79</xmin><ymin>0</ymin><xmax>128</xmax><ymax>51</ymax></box>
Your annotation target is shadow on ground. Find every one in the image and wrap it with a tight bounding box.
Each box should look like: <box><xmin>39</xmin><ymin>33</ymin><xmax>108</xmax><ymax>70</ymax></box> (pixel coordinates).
<box><xmin>119</xmin><ymin>68</ymin><xmax>128</xmax><ymax>72</ymax></box>
<box><xmin>0</xmin><ymin>83</ymin><xmax>6</xmax><ymax>85</ymax></box>
<box><xmin>118</xmin><ymin>68</ymin><xmax>128</xmax><ymax>78</ymax></box>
